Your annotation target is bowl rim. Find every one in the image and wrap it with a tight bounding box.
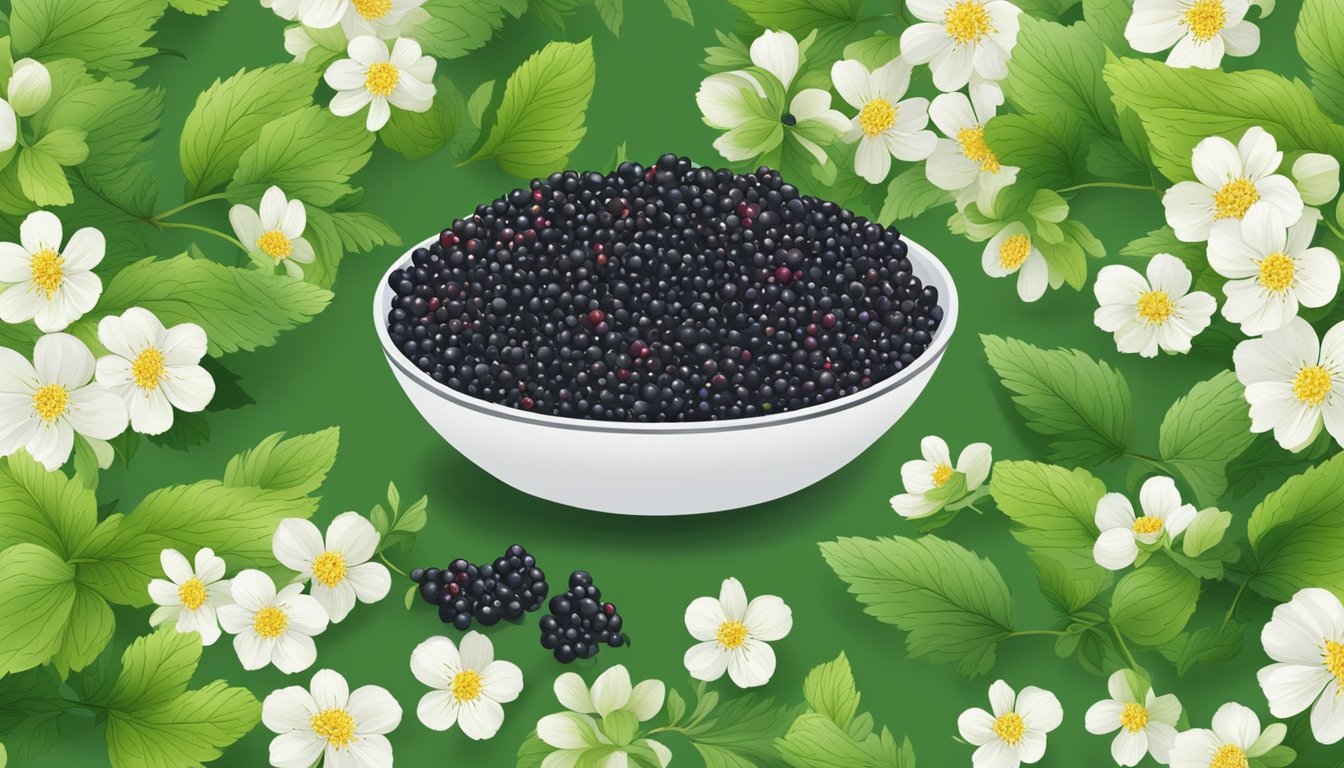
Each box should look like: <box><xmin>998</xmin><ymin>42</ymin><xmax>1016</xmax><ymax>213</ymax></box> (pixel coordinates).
<box><xmin>374</xmin><ymin>232</ymin><xmax>958</xmax><ymax>435</ymax></box>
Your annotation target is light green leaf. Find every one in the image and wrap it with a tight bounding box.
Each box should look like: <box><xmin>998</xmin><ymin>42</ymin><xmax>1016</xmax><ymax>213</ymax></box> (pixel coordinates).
<box><xmin>31</xmin><ymin>128</ymin><xmax>88</xmax><ymax>166</ymax></box>
<box><xmin>380</xmin><ymin>80</ymin><xmax>462</xmax><ymax>160</ymax></box>
<box><xmin>467</xmin><ymin>79</ymin><xmax>495</xmax><ymax>129</ymax></box>
<box><xmin>420</xmin><ymin>0</ymin><xmax>524</xmax><ymax>59</ymax></box>
<box><xmin>0</xmin><ymin>544</ymin><xmax>76</xmax><ymax>676</ymax></box>
<box><xmin>229</xmin><ymin>104</ymin><xmax>375</xmax><ymax>207</ymax></box>
<box><xmin>879</xmin><ymin>166</ymin><xmax>952</xmax><ymax>222</ymax></box>
<box><xmin>1003</xmin><ymin>15</ymin><xmax>1118</xmax><ymax>136</ymax></box>
<box><xmin>1109</xmin><ymin>556</ymin><xmax>1201</xmax><ymax>646</ymax></box>
<box><xmin>471</xmin><ymin>39</ymin><xmax>596</xmax><ymax>177</ymax></box>
<box><xmin>16</xmin><ymin>147</ymin><xmax>73</xmax><ymax>206</ymax></box>
<box><xmin>11</xmin><ymin>0</ymin><xmax>166</xmax><ymax>75</ymax></box>
<box><xmin>601</xmin><ymin>709</ymin><xmax>638</xmax><ymax>745</ymax></box>
<box><xmin>663</xmin><ymin>0</ymin><xmax>693</xmax><ymax>24</ymax></box>
<box><xmin>727</xmin><ymin>0</ymin><xmax>863</xmax><ymax>34</ymax></box>
<box><xmin>51</xmin><ymin>584</ymin><xmax>114</xmax><ymax>677</ymax></box>
<box><xmin>842</xmin><ymin>32</ymin><xmax>903</xmax><ymax>70</ymax></box>
<box><xmin>0</xmin><ymin>452</ymin><xmax>97</xmax><ymax>557</ymax></box>
<box><xmin>223</xmin><ymin>428</ymin><xmax>339</xmax><ymax>499</ymax></box>
<box><xmin>1247</xmin><ymin>451</ymin><xmax>1344</xmax><ymax>601</ymax></box>
<box><xmin>0</xmin><ymin>668</ymin><xmax>73</xmax><ymax>764</ymax></box>
<box><xmin>529</xmin><ymin>0</ymin><xmax>584</xmax><ymax>29</ymax></box>
<box><xmin>1036</xmin><ymin>236</ymin><xmax>1087</xmax><ymax>290</ymax></box>
<box><xmin>803</xmin><ymin>652</ymin><xmax>860</xmax><ymax>730</ymax></box>
<box><xmin>821</xmin><ymin>535</ymin><xmax>1014</xmax><ymax>677</ymax></box>
<box><xmin>693</xmin><ymin>744</ymin><xmax>758</xmax><ymax>768</ymax></box>
<box><xmin>302</xmin><ymin>207</ymin><xmax>345</xmax><ymax>290</ymax></box>
<box><xmin>982</xmin><ymin>334</ymin><xmax>1133</xmax><ymax>465</ymax></box>
<box><xmin>776</xmin><ymin>714</ymin><xmax>916</xmax><ymax>768</ymax></box>
<box><xmin>330</xmin><ymin>211</ymin><xmax>400</xmax><ymax>252</ymax></box>
<box><xmin>989</xmin><ymin>460</ymin><xmax>1110</xmax><ymax>581</ymax></box>
<box><xmin>169</xmin><ymin>0</ymin><xmax>228</xmax><ymax>14</ymax></box>
<box><xmin>1083</xmin><ymin>0</ymin><xmax>1131</xmax><ymax>51</ymax></box>
<box><xmin>1158</xmin><ymin>372</ymin><xmax>1255</xmax><ymax>505</ymax></box>
<box><xmin>100</xmin><ymin>630</ymin><xmax>201</xmax><ymax>712</ymax></box>
<box><xmin>684</xmin><ymin>694</ymin><xmax>792</xmax><ymax>763</ymax></box>
<box><xmin>1298</xmin><ymin>0</ymin><xmax>1344</xmax><ymax>123</ymax></box>
<box><xmin>595</xmin><ymin>0</ymin><xmax>623</xmax><ymax>36</ymax></box>
<box><xmin>1033</xmin><ymin>550</ymin><xmax>1111</xmax><ymax>615</ymax></box>
<box><xmin>1183</xmin><ymin>508</ymin><xmax>1233</xmax><ymax>558</ymax></box>
<box><xmin>985</xmin><ymin>112</ymin><xmax>1087</xmax><ymax>189</ymax></box>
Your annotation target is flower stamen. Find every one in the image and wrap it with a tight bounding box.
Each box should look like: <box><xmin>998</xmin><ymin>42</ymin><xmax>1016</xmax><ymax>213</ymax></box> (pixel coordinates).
<box><xmin>451</xmin><ymin>669</ymin><xmax>483</xmax><ymax>702</ymax></box>
<box><xmin>858</xmin><ymin>98</ymin><xmax>896</xmax><ymax>138</ymax></box>
<box><xmin>716</xmin><ymin>619</ymin><xmax>749</xmax><ymax>649</ymax></box>
<box><xmin>311</xmin><ymin>708</ymin><xmax>357</xmax><ymax>749</ymax></box>
<box><xmin>1213</xmin><ymin>177</ymin><xmax>1259</xmax><ymax>221</ymax></box>
<box><xmin>178</xmin><ymin>577</ymin><xmax>208</xmax><ymax>611</ymax></box>
<box><xmin>365</xmin><ymin>62</ymin><xmax>399</xmax><ymax>97</ymax></box>
<box><xmin>253</xmin><ymin>606</ymin><xmax>289</xmax><ymax>639</ymax></box>
<box><xmin>957</xmin><ymin>125</ymin><xmax>1001</xmax><ymax>173</ymax></box>
<box><xmin>31</xmin><ymin>383</ymin><xmax>69</xmax><ymax>422</ymax></box>
<box><xmin>312</xmin><ymin>551</ymin><xmax>347</xmax><ymax>588</ymax></box>
<box><xmin>1136</xmin><ymin>290</ymin><xmax>1174</xmax><ymax>324</ymax></box>
<box><xmin>1293</xmin><ymin>365</ymin><xmax>1332</xmax><ymax>406</ymax></box>
<box><xmin>1181</xmin><ymin>0</ymin><xmax>1227</xmax><ymax>42</ymax></box>
<box><xmin>999</xmin><ymin>234</ymin><xmax>1030</xmax><ymax>270</ymax></box>
<box><xmin>944</xmin><ymin>0</ymin><xmax>994</xmax><ymax>45</ymax></box>
<box><xmin>992</xmin><ymin>712</ymin><xmax>1025</xmax><ymax>745</ymax></box>
<box><xmin>29</xmin><ymin>248</ymin><xmax>63</xmax><ymax>299</ymax></box>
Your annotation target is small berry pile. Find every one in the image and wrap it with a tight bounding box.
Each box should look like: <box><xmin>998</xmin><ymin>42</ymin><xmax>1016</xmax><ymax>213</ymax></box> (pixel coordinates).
<box><xmin>385</xmin><ymin>154</ymin><xmax>942</xmax><ymax>422</ymax></box>
<box><xmin>540</xmin><ymin>570</ymin><xmax>625</xmax><ymax>663</ymax></box>
<box><xmin>409</xmin><ymin>544</ymin><xmax>547</xmax><ymax>630</ymax></box>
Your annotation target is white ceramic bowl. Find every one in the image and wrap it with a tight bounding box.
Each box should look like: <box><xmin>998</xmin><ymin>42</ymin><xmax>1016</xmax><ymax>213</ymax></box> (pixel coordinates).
<box><xmin>375</xmin><ymin>235</ymin><xmax>957</xmax><ymax>515</ymax></box>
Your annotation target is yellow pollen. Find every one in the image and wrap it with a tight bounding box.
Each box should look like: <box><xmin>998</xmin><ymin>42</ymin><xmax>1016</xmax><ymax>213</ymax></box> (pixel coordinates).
<box><xmin>1293</xmin><ymin>365</ymin><xmax>1332</xmax><ymax>407</ymax></box>
<box><xmin>365</xmin><ymin>62</ymin><xmax>399</xmax><ymax>97</ymax></box>
<box><xmin>717</xmin><ymin>619</ymin><xmax>749</xmax><ymax>649</ymax></box>
<box><xmin>1209</xmin><ymin>744</ymin><xmax>1248</xmax><ymax>768</ymax></box>
<box><xmin>177</xmin><ymin>577</ymin><xmax>208</xmax><ymax>611</ymax></box>
<box><xmin>931</xmin><ymin>463</ymin><xmax>955</xmax><ymax>487</ymax></box>
<box><xmin>992</xmin><ymin>712</ymin><xmax>1025</xmax><ymax>745</ymax></box>
<box><xmin>312</xmin><ymin>550</ymin><xmax>347</xmax><ymax>588</ymax></box>
<box><xmin>353</xmin><ymin>0</ymin><xmax>392</xmax><ymax>20</ymax></box>
<box><xmin>1182</xmin><ymin>0</ymin><xmax>1227</xmax><ymax>42</ymax></box>
<box><xmin>311</xmin><ymin>708</ymin><xmax>357</xmax><ymax>749</ymax></box>
<box><xmin>131</xmin><ymin>347</ymin><xmax>167</xmax><ymax>391</ymax></box>
<box><xmin>256</xmin><ymin>230</ymin><xmax>292</xmax><ymax>260</ymax></box>
<box><xmin>253</xmin><ymin>606</ymin><xmax>289</xmax><ymax>639</ymax></box>
<box><xmin>945</xmin><ymin>0</ymin><xmax>994</xmax><ymax>45</ymax></box>
<box><xmin>1213</xmin><ymin>177</ymin><xmax>1259</xmax><ymax>221</ymax></box>
<box><xmin>31</xmin><ymin>384</ymin><xmax>69</xmax><ymax>423</ymax></box>
<box><xmin>1325</xmin><ymin>640</ymin><xmax>1344</xmax><ymax>689</ymax></box>
<box><xmin>29</xmin><ymin>248</ymin><xmax>63</xmax><ymax>299</ymax></box>
<box><xmin>999</xmin><ymin>234</ymin><xmax>1030</xmax><ymax>271</ymax></box>
<box><xmin>957</xmin><ymin>125</ymin><xmax>1001</xmax><ymax>173</ymax></box>
<box><xmin>451</xmin><ymin>669</ymin><xmax>483</xmax><ymax>703</ymax></box>
<box><xmin>858</xmin><ymin>98</ymin><xmax>896</xmax><ymax>138</ymax></box>
<box><xmin>1132</xmin><ymin>516</ymin><xmax>1165</xmax><ymax>535</ymax></box>
<box><xmin>1136</xmin><ymin>290</ymin><xmax>1174</xmax><ymax>324</ymax></box>
<box><xmin>1257</xmin><ymin>253</ymin><xmax>1295</xmax><ymax>293</ymax></box>
<box><xmin>1120</xmin><ymin>702</ymin><xmax>1149</xmax><ymax>733</ymax></box>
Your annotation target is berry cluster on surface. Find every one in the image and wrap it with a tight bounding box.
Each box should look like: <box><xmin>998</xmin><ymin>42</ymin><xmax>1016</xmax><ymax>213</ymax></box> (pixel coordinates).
<box><xmin>409</xmin><ymin>544</ymin><xmax>547</xmax><ymax>630</ymax></box>
<box><xmin>540</xmin><ymin>570</ymin><xmax>625</xmax><ymax>664</ymax></box>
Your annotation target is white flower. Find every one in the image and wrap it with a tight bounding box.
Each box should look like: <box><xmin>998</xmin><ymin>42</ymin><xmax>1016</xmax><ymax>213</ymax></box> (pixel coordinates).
<box><xmin>537</xmin><ymin>665</ymin><xmax>671</xmax><ymax>768</ymax></box>
<box><xmin>0</xmin><ymin>97</ymin><xmax>14</xmax><ymax>153</ymax></box>
<box><xmin>1125</xmin><ymin>0</ymin><xmax>1259</xmax><ymax>70</ymax></box>
<box><xmin>229</xmin><ymin>186</ymin><xmax>316</xmax><ymax>279</ymax></box>
<box><xmin>1293</xmin><ymin>153</ymin><xmax>1341</xmax><ymax>206</ymax></box>
<box><xmin>147</xmin><ymin>548</ymin><xmax>231</xmax><ymax>647</ymax></box>
<box><xmin>1163</xmin><ymin>127</ymin><xmax>1304</xmax><ymax>243</ymax></box>
<box><xmin>95</xmin><ymin>308</ymin><xmax>215</xmax><ymax>436</ymax></box>
<box><xmin>831</xmin><ymin>58</ymin><xmax>936</xmax><ymax>183</ymax></box>
<box><xmin>324</xmin><ymin>36</ymin><xmax>435</xmax><ymax>132</ymax></box>
<box><xmin>7</xmin><ymin>58</ymin><xmax>52</xmax><ymax>117</ymax></box>
<box><xmin>338</xmin><ymin>0</ymin><xmax>429</xmax><ymax>39</ymax></box>
<box><xmin>1208</xmin><ymin>208</ymin><xmax>1339</xmax><ymax>336</ymax></box>
<box><xmin>900</xmin><ymin>0</ymin><xmax>1022</xmax><ymax>91</ymax></box>
<box><xmin>1234</xmin><ymin>317</ymin><xmax>1344</xmax><ymax>451</ymax></box>
<box><xmin>1094</xmin><ymin>253</ymin><xmax>1216</xmax><ymax>357</ymax></box>
<box><xmin>890</xmin><ymin>434</ymin><xmax>991</xmax><ymax>519</ymax></box>
<box><xmin>272</xmin><ymin>512</ymin><xmax>391</xmax><ymax>623</ymax></box>
<box><xmin>1093</xmin><ymin>476</ymin><xmax>1197</xmax><ymax>571</ymax></box>
<box><xmin>0</xmin><ymin>333</ymin><xmax>127</xmax><ymax>471</ymax></box>
<box><xmin>263</xmin><ymin>668</ymin><xmax>402</xmax><ymax>768</ymax></box>
<box><xmin>1256</xmin><ymin>587</ymin><xmax>1344</xmax><ymax>745</ymax></box>
<box><xmin>263</xmin><ymin>0</ymin><xmax>346</xmax><ymax>29</ymax></box>
<box><xmin>982</xmin><ymin>222</ymin><xmax>1050</xmax><ymax>302</ymax></box>
<box><xmin>1169</xmin><ymin>703</ymin><xmax>1286</xmax><ymax>768</ymax></box>
<box><xmin>927</xmin><ymin>84</ymin><xmax>1019</xmax><ymax>213</ymax></box>
<box><xmin>0</xmin><ymin>211</ymin><xmax>104</xmax><ymax>332</ymax></box>
<box><xmin>411</xmin><ymin>632</ymin><xmax>523</xmax><ymax>740</ymax></box>
<box><xmin>684</xmin><ymin>577</ymin><xmax>792</xmax><ymax>688</ymax></box>
<box><xmin>218</xmin><ymin>569</ymin><xmax>329</xmax><ymax>673</ymax></box>
<box><xmin>957</xmin><ymin>679</ymin><xmax>1063</xmax><ymax>768</ymax></box>
<box><xmin>1085</xmin><ymin>671</ymin><xmax>1182</xmax><ymax>766</ymax></box>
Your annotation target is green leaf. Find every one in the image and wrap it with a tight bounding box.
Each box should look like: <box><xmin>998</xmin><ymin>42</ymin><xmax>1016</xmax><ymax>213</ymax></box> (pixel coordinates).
<box><xmin>595</xmin><ymin>0</ymin><xmax>623</xmax><ymax>35</ymax></box>
<box><xmin>821</xmin><ymin>535</ymin><xmax>1014</xmax><ymax>677</ymax></box>
<box><xmin>330</xmin><ymin>211</ymin><xmax>400</xmax><ymax>252</ymax></box>
<box><xmin>663</xmin><ymin>0</ymin><xmax>693</xmax><ymax>24</ymax></box>
<box><xmin>1247</xmin><ymin>451</ymin><xmax>1344</xmax><ymax>601</ymax></box>
<box><xmin>467</xmin><ymin>79</ymin><xmax>495</xmax><ymax>129</ymax></box>
<box><xmin>1104</xmin><ymin>57</ymin><xmax>1344</xmax><ymax>182</ymax></box>
<box><xmin>600</xmin><ymin>709</ymin><xmax>638</xmax><ymax>745</ymax></box>
<box><xmin>1183</xmin><ymin>508</ymin><xmax>1233</xmax><ymax>558</ymax></box>
<box><xmin>223</xmin><ymin>428</ymin><xmax>339</xmax><ymax>499</ymax></box>
<box><xmin>471</xmin><ymin>39</ymin><xmax>597</xmax><ymax>178</ymax></box>
<box><xmin>51</xmin><ymin>584</ymin><xmax>115</xmax><ymax>677</ymax></box>
<box><xmin>1226</xmin><ymin>430</ymin><xmax>1331</xmax><ymax>500</ymax></box>
<box><xmin>180</xmin><ymin>64</ymin><xmax>316</xmax><ymax>197</ymax></box>
<box><xmin>1109</xmin><ymin>556</ymin><xmax>1201</xmax><ymax>646</ymax></box>
<box><xmin>529</xmin><ymin>0</ymin><xmax>584</xmax><ymax>29</ymax></box>
<box><xmin>803</xmin><ymin>653</ymin><xmax>860</xmax><ymax>730</ymax></box>
<box><xmin>985</xmin><ymin>112</ymin><xmax>1087</xmax><ymax>189</ymax></box>
<box><xmin>1002</xmin><ymin>15</ymin><xmax>1118</xmax><ymax>137</ymax></box>
<box><xmin>229</xmin><ymin>104</ymin><xmax>375</xmax><ymax>207</ymax></box>
<box><xmin>11</xmin><ymin>0</ymin><xmax>166</xmax><ymax>76</ymax></box>
<box><xmin>1033</xmin><ymin>551</ymin><xmax>1111</xmax><ymax>615</ymax></box>
<box><xmin>85</xmin><ymin>255</ymin><xmax>333</xmax><ymax>356</ymax></box>
<box><xmin>880</xmin><ymin>166</ymin><xmax>952</xmax><ymax>222</ymax></box>
<box><xmin>16</xmin><ymin>146</ymin><xmax>73</xmax><ymax>206</ymax></box>
<box><xmin>420</xmin><ymin>0</ymin><xmax>524</xmax><ymax>59</ymax></box>
<box><xmin>1159</xmin><ymin>371</ymin><xmax>1255</xmax><ymax>505</ymax></box>
<box><xmin>989</xmin><ymin>461</ymin><xmax>1111</xmax><ymax>581</ymax></box>
<box><xmin>1159</xmin><ymin>621</ymin><xmax>1244</xmax><ymax>676</ymax></box>
<box><xmin>666</xmin><ymin>688</ymin><xmax>687</xmax><ymax>725</ymax></box>
<box><xmin>1083</xmin><ymin>0</ymin><xmax>1131</xmax><ymax>51</ymax></box>
<box><xmin>0</xmin><ymin>544</ymin><xmax>76</xmax><ymax>676</ymax></box>
<box><xmin>0</xmin><ymin>668</ymin><xmax>73</xmax><ymax>764</ymax></box>
<box><xmin>169</xmin><ymin>0</ymin><xmax>228</xmax><ymax>14</ymax></box>
<box><xmin>685</xmin><ymin>693</ymin><xmax>794</xmax><ymax>762</ymax></box>
<box><xmin>0</xmin><ymin>453</ymin><xmax>97</xmax><ymax>558</ymax></box>
<box><xmin>380</xmin><ymin>78</ymin><xmax>462</xmax><ymax>160</ymax></box>
<box><xmin>982</xmin><ymin>335</ymin><xmax>1133</xmax><ymax>465</ymax></box>
<box><xmin>692</xmin><ymin>744</ymin><xmax>759</xmax><ymax>768</ymax></box>
<box><xmin>727</xmin><ymin>0</ymin><xmax>863</xmax><ymax>34</ymax></box>
<box><xmin>776</xmin><ymin>714</ymin><xmax>916</xmax><ymax>768</ymax></box>
<box><xmin>842</xmin><ymin>32</ymin><xmax>904</xmax><ymax>70</ymax></box>
<box><xmin>31</xmin><ymin>128</ymin><xmax>89</xmax><ymax>166</ymax></box>
<box><xmin>1298</xmin><ymin>0</ymin><xmax>1344</xmax><ymax>124</ymax></box>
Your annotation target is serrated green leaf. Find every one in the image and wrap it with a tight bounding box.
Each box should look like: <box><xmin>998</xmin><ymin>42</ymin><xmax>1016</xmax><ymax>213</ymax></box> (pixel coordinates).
<box><xmin>663</xmin><ymin>0</ymin><xmax>693</xmax><ymax>24</ymax></box>
<box><xmin>692</xmin><ymin>743</ymin><xmax>759</xmax><ymax>768</ymax></box>
<box><xmin>595</xmin><ymin>0</ymin><xmax>623</xmax><ymax>35</ymax></box>
<box><xmin>1247</xmin><ymin>451</ymin><xmax>1344</xmax><ymax>601</ymax></box>
<box><xmin>686</xmin><ymin>694</ymin><xmax>793</xmax><ymax>762</ymax></box>
<box><xmin>803</xmin><ymin>652</ymin><xmax>859</xmax><ymax>730</ymax></box>
<box><xmin>420</xmin><ymin>0</ymin><xmax>523</xmax><ymax>59</ymax></box>
<box><xmin>821</xmin><ymin>535</ymin><xmax>1014</xmax><ymax>677</ymax></box>
<box><xmin>16</xmin><ymin>146</ymin><xmax>73</xmax><ymax>206</ymax></box>
<box><xmin>0</xmin><ymin>453</ymin><xmax>97</xmax><ymax>557</ymax></box>
<box><xmin>1158</xmin><ymin>621</ymin><xmax>1243</xmax><ymax>676</ymax></box>
<box><xmin>1225</xmin><ymin>430</ymin><xmax>1331</xmax><ymax>501</ymax></box>
<box><xmin>223</xmin><ymin>428</ymin><xmax>339</xmax><ymax>499</ymax></box>
<box><xmin>1298</xmin><ymin>0</ymin><xmax>1344</xmax><ymax>124</ymax></box>
<box><xmin>1083</xmin><ymin>0</ymin><xmax>1130</xmax><ymax>51</ymax></box>
<box><xmin>1159</xmin><ymin>371</ymin><xmax>1255</xmax><ymax>505</ymax></box>
<box><xmin>380</xmin><ymin>80</ymin><xmax>462</xmax><ymax>160</ymax></box>
<box><xmin>330</xmin><ymin>211</ymin><xmax>399</xmax><ymax>252</ymax></box>
<box><xmin>1033</xmin><ymin>550</ymin><xmax>1111</xmax><ymax>615</ymax></box>
<box><xmin>989</xmin><ymin>460</ymin><xmax>1111</xmax><ymax>583</ymax></box>
<box><xmin>879</xmin><ymin>166</ymin><xmax>952</xmax><ymax>223</ymax></box>
<box><xmin>986</xmin><ymin>112</ymin><xmax>1087</xmax><ymax>189</ymax></box>
<box><xmin>0</xmin><ymin>544</ymin><xmax>76</xmax><ymax>676</ymax></box>
<box><xmin>50</xmin><ymin>584</ymin><xmax>114</xmax><ymax>677</ymax></box>
<box><xmin>0</xmin><ymin>668</ymin><xmax>73</xmax><ymax>764</ymax></box>
<box><xmin>842</xmin><ymin>32</ymin><xmax>904</xmax><ymax>70</ymax></box>
<box><xmin>170</xmin><ymin>0</ymin><xmax>228</xmax><ymax>14</ymax></box>
<box><xmin>31</xmin><ymin>128</ymin><xmax>88</xmax><ymax>165</ymax></box>
<box><xmin>776</xmin><ymin>713</ymin><xmax>915</xmax><ymax>768</ymax></box>
<box><xmin>229</xmin><ymin>104</ymin><xmax>374</xmax><ymax>207</ymax></box>
<box><xmin>728</xmin><ymin>0</ymin><xmax>863</xmax><ymax>33</ymax></box>
<box><xmin>1003</xmin><ymin>15</ymin><xmax>1118</xmax><ymax>137</ymax></box>
<box><xmin>1110</xmin><ymin>556</ymin><xmax>1200</xmax><ymax>646</ymax></box>
<box><xmin>11</xmin><ymin>0</ymin><xmax>166</xmax><ymax>76</ymax></box>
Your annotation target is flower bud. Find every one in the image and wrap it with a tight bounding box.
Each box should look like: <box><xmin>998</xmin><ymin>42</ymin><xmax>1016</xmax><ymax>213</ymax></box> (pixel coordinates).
<box><xmin>7</xmin><ymin>58</ymin><xmax>52</xmax><ymax>118</ymax></box>
<box><xmin>1292</xmin><ymin>152</ymin><xmax>1340</xmax><ymax>206</ymax></box>
<box><xmin>1182</xmin><ymin>507</ymin><xmax>1231</xmax><ymax>558</ymax></box>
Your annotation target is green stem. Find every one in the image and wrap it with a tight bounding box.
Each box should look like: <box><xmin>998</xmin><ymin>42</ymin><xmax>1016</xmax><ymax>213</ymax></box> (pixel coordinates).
<box><xmin>159</xmin><ymin>221</ymin><xmax>246</xmax><ymax>251</ymax></box>
<box><xmin>1058</xmin><ymin>181</ymin><xmax>1158</xmax><ymax>193</ymax></box>
<box><xmin>378</xmin><ymin>551</ymin><xmax>407</xmax><ymax>578</ymax></box>
<box><xmin>1220</xmin><ymin>581</ymin><xmax>1248</xmax><ymax>632</ymax></box>
<box><xmin>1005</xmin><ymin>629</ymin><xmax>1067</xmax><ymax>639</ymax></box>
<box><xmin>152</xmin><ymin>192</ymin><xmax>229</xmax><ymax>222</ymax></box>
<box><xmin>1111</xmin><ymin>623</ymin><xmax>1141</xmax><ymax>670</ymax></box>
<box><xmin>1325</xmin><ymin>217</ymin><xmax>1344</xmax><ymax>241</ymax></box>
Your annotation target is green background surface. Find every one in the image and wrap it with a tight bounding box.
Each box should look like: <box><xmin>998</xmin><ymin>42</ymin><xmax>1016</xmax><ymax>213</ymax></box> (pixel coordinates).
<box><xmin>35</xmin><ymin>1</ymin><xmax>1320</xmax><ymax>765</ymax></box>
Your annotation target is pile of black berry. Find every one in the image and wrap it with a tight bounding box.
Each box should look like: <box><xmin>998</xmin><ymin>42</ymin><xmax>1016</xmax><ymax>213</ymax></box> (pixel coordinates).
<box><xmin>409</xmin><ymin>544</ymin><xmax>547</xmax><ymax>630</ymax></box>
<box><xmin>540</xmin><ymin>570</ymin><xmax>624</xmax><ymax>663</ymax></box>
<box><xmin>385</xmin><ymin>154</ymin><xmax>942</xmax><ymax>422</ymax></box>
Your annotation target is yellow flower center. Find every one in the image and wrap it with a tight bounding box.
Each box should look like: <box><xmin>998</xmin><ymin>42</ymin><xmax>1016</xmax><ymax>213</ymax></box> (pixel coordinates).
<box><xmin>365</xmin><ymin>62</ymin><xmax>399</xmax><ymax>97</ymax></box>
<box><xmin>858</xmin><ymin>98</ymin><xmax>897</xmax><ymax>138</ymax></box>
<box><xmin>1182</xmin><ymin>0</ymin><xmax>1227</xmax><ymax>42</ymax></box>
<box><xmin>353</xmin><ymin>0</ymin><xmax>392</xmax><ymax>20</ymax></box>
<box><xmin>1325</xmin><ymin>639</ymin><xmax>1344</xmax><ymax>689</ymax></box>
<box><xmin>1120</xmin><ymin>702</ymin><xmax>1149</xmax><ymax>733</ymax></box>
<box><xmin>29</xmin><ymin>248</ymin><xmax>63</xmax><ymax>299</ymax></box>
<box><xmin>1257</xmin><ymin>252</ymin><xmax>1295</xmax><ymax>293</ymax></box>
<box><xmin>256</xmin><ymin>230</ymin><xmax>293</xmax><ymax>260</ymax></box>
<box><xmin>999</xmin><ymin>234</ymin><xmax>1030</xmax><ymax>270</ymax></box>
<box><xmin>451</xmin><ymin>669</ymin><xmax>483</xmax><ymax>703</ymax></box>
<box><xmin>931</xmin><ymin>463</ymin><xmax>955</xmax><ymax>487</ymax></box>
<box><xmin>957</xmin><ymin>125</ymin><xmax>1001</xmax><ymax>173</ymax></box>
<box><xmin>1293</xmin><ymin>365</ymin><xmax>1332</xmax><ymax>407</ymax></box>
<box><xmin>253</xmin><ymin>606</ymin><xmax>289</xmax><ymax>639</ymax></box>
<box><xmin>1136</xmin><ymin>290</ymin><xmax>1174</xmax><ymax>324</ymax></box>
<box><xmin>992</xmin><ymin>712</ymin><xmax>1025</xmax><ymax>745</ymax></box>
<box><xmin>311</xmin><ymin>708</ymin><xmax>357</xmax><ymax>749</ymax></box>
<box><xmin>716</xmin><ymin>619</ymin><xmax>749</xmax><ymax>649</ymax></box>
<box><xmin>177</xmin><ymin>577</ymin><xmax>208</xmax><ymax>611</ymax></box>
<box><xmin>131</xmin><ymin>347</ymin><xmax>167</xmax><ymax>391</ymax></box>
<box><xmin>1209</xmin><ymin>744</ymin><xmax>1248</xmax><ymax>768</ymax></box>
<box><xmin>1213</xmin><ymin>177</ymin><xmax>1259</xmax><ymax>221</ymax></box>
<box><xmin>944</xmin><ymin>0</ymin><xmax>994</xmax><ymax>45</ymax></box>
<box><xmin>31</xmin><ymin>383</ymin><xmax>69</xmax><ymax>423</ymax></box>
<box><xmin>1132</xmin><ymin>516</ymin><xmax>1165</xmax><ymax>535</ymax></box>
<box><xmin>312</xmin><ymin>550</ymin><xmax>348</xmax><ymax>588</ymax></box>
